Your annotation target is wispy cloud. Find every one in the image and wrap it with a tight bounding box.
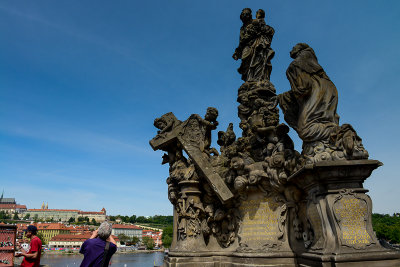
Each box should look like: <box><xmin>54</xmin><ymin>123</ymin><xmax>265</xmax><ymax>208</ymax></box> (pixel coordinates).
<box><xmin>0</xmin><ymin>4</ymin><xmax>167</xmax><ymax>81</ymax></box>
<box><xmin>0</xmin><ymin>122</ymin><xmax>153</xmax><ymax>156</ymax></box>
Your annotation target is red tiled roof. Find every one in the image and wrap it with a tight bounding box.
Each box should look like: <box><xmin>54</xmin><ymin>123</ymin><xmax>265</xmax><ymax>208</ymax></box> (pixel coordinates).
<box><xmin>78</xmin><ymin>211</ymin><xmax>105</xmax><ymax>215</ymax></box>
<box><xmin>0</xmin><ymin>204</ymin><xmax>16</xmax><ymax>209</ymax></box>
<box><xmin>66</xmin><ymin>225</ymin><xmax>89</xmax><ymax>230</ymax></box>
<box><xmin>51</xmin><ymin>233</ymin><xmax>119</xmax><ymax>242</ymax></box>
<box><xmin>50</xmin><ymin>233</ymin><xmax>92</xmax><ymax>241</ymax></box>
<box><xmin>34</xmin><ymin>223</ymin><xmax>69</xmax><ymax>230</ymax></box>
<box><xmin>16</xmin><ymin>223</ymin><xmax>29</xmax><ymax>231</ymax></box>
<box><xmin>112</xmin><ymin>224</ymin><xmax>142</xmax><ymax>230</ymax></box>
<box><xmin>66</xmin><ymin>225</ymin><xmax>90</xmax><ymax>234</ymax></box>
<box><xmin>16</xmin><ymin>205</ymin><xmax>27</xmax><ymax>209</ymax></box>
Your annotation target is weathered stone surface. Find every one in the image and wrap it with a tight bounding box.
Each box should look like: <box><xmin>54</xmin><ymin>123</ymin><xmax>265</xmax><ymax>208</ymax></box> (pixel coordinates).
<box><xmin>278</xmin><ymin>43</ymin><xmax>369</xmax><ymax>164</ymax></box>
<box><xmin>233</xmin><ymin>8</ymin><xmax>275</xmax><ymax>82</ymax></box>
<box><xmin>149</xmin><ymin>7</ymin><xmax>400</xmax><ymax>267</ymax></box>
<box><xmin>287</xmin><ymin>160</ymin><xmax>400</xmax><ymax>266</ymax></box>
<box><xmin>150</xmin><ymin>110</ymin><xmax>234</xmax><ymax>204</ymax></box>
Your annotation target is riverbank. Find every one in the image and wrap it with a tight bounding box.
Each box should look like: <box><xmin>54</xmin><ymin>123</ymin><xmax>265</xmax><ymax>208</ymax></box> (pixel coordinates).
<box><xmin>43</xmin><ymin>248</ymin><xmax>165</xmax><ymax>255</ymax></box>
<box><xmin>14</xmin><ymin>251</ymin><xmax>165</xmax><ymax>266</ymax></box>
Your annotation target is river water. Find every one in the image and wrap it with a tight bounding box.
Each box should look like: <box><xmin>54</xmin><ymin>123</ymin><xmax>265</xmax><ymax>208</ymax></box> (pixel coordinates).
<box><xmin>16</xmin><ymin>252</ymin><xmax>165</xmax><ymax>267</ymax></box>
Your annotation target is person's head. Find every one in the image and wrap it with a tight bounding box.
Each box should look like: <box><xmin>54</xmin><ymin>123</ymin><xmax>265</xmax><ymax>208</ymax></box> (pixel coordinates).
<box><xmin>97</xmin><ymin>222</ymin><xmax>112</xmax><ymax>240</ymax></box>
<box><xmin>240</xmin><ymin>8</ymin><xmax>252</xmax><ymax>24</ymax></box>
<box><xmin>290</xmin><ymin>43</ymin><xmax>310</xmax><ymax>59</ymax></box>
<box><xmin>256</xmin><ymin>9</ymin><xmax>265</xmax><ymax>19</ymax></box>
<box><xmin>25</xmin><ymin>225</ymin><xmax>37</xmax><ymax>238</ymax></box>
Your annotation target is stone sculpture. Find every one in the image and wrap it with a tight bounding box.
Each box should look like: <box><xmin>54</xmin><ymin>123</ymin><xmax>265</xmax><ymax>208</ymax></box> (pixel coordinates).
<box><xmin>278</xmin><ymin>43</ymin><xmax>369</xmax><ymax>164</ymax></box>
<box><xmin>233</xmin><ymin>8</ymin><xmax>275</xmax><ymax>82</ymax></box>
<box><xmin>150</xmin><ymin>7</ymin><xmax>400</xmax><ymax>267</ymax></box>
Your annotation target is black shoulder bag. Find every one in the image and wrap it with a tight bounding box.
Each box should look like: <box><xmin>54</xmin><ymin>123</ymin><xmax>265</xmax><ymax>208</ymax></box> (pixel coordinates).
<box><xmin>100</xmin><ymin>241</ymin><xmax>110</xmax><ymax>267</ymax></box>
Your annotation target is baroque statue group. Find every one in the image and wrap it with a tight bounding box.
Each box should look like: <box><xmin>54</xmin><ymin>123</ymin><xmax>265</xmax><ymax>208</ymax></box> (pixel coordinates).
<box><xmin>150</xmin><ymin>8</ymin><xmax>399</xmax><ymax>267</ymax></box>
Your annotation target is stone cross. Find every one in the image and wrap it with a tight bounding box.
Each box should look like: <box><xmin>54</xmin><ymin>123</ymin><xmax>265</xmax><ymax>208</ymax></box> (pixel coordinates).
<box><xmin>150</xmin><ymin>113</ymin><xmax>234</xmax><ymax>204</ymax></box>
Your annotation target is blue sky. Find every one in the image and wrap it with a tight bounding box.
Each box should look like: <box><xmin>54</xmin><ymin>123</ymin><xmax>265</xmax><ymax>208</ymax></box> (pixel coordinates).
<box><xmin>1</xmin><ymin>1</ymin><xmax>399</xmax><ymax>216</ymax></box>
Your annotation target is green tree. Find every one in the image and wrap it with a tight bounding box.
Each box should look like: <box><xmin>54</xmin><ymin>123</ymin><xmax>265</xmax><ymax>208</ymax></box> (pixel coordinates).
<box><xmin>68</xmin><ymin>217</ymin><xmax>75</xmax><ymax>223</ymax></box>
<box><xmin>91</xmin><ymin>218</ymin><xmax>97</xmax><ymax>225</ymax></box>
<box><xmin>33</xmin><ymin>214</ymin><xmax>39</xmax><ymax>222</ymax></box>
<box><xmin>129</xmin><ymin>215</ymin><xmax>137</xmax><ymax>223</ymax></box>
<box><xmin>23</xmin><ymin>213</ymin><xmax>30</xmax><ymax>220</ymax></box>
<box><xmin>13</xmin><ymin>212</ymin><xmax>19</xmax><ymax>220</ymax></box>
<box><xmin>36</xmin><ymin>232</ymin><xmax>46</xmax><ymax>245</ymax></box>
<box><xmin>372</xmin><ymin>213</ymin><xmax>400</xmax><ymax>244</ymax></box>
<box><xmin>118</xmin><ymin>234</ymin><xmax>130</xmax><ymax>245</ymax></box>
<box><xmin>142</xmin><ymin>236</ymin><xmax>155</xmax><ymax>250</ymax></box>
<box><xmin>131</xmin><ymin>236</ymin><xmax>139</xmax><ymax>245</ymax></box>
<box><xmin>162</xmin><ymin>225</ymin><xmax>173</xmax><ymax>248</ymax></box>
<box><xmin>121</xmin><ymin>216</ymin><xmax>129</xmax><ymax>223</ymax></box>
<box><xmin>0</xmin><ymin>211</ymin><xmax>11</xmax><ymax>220</ymax></box>
<box><xmin>136</xmin><ymin>216</ymin><xmax>147</xmax><ymax>223</ymax></box>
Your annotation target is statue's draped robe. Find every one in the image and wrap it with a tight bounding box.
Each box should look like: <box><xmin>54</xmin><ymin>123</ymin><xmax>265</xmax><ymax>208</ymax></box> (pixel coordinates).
<box><xmin>278</xmin><ymin>48</ymin><xmax>339</xmax><ymax>142</ymax></box>
<box><xmin>238</xmin><ymin>21</ymin><xmax>275</xmax><ymax>81</ymax></box>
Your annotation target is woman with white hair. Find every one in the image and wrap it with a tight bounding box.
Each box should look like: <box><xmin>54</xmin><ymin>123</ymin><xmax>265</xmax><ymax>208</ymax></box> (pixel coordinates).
<box><xmin>80</xmin><ymin>222</ymin><xmax>117</xmax><ymax>267</ymax></box>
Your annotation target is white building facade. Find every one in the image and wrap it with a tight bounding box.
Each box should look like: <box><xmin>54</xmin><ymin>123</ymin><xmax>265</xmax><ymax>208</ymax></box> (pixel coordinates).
<box><xmin>112</xmin><ymin>224</ymin><xmax>143</xmax><ymax>241</ymax></box>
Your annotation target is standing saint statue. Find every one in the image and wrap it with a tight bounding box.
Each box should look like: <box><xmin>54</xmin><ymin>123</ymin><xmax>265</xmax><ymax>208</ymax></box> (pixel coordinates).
<box><xmin>233</xmin><ymin>8</ymin><xmax>275</xmax><ymax>82</ymax></box>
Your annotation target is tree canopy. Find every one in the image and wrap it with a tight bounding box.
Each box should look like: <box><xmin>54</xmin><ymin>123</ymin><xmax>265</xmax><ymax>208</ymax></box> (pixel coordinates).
<box><xmin>372</xmin><ymin>213</ymin><xmax>400</xmax><ymax>244</ymax></box>
<box><xmin>162</xmin><ymin>225</ymin><xmax>173</xmax><ymax>248</ymax></box>
<box><xmin>108</xmin><ymin>214</ymin><xmax>173</xmax><ymax>228</ymax></box>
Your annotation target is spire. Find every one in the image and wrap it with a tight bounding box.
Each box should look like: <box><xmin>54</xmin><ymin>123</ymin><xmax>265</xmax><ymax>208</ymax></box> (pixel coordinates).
<box><xmin>41</xmin><ymin>202</ymin><xmax>45</xmax><ymax>209</ymax></box>
<box><xmin>0</xmin><ymin>189</ymin><xmax>3</xmax><ymax>200</ymax></box>
<box><xmin>45</xmin><ymin>202</ymin><xmax>48</xmax><ymax>209</ymax></box>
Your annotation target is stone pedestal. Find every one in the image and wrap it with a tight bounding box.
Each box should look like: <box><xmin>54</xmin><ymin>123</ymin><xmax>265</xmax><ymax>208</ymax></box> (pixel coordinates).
<box><xmin>288</xmin><ymin>160</ymin><xmax>400</xmax><ymax>267</ymax></box>
<box><xmin>165</xmin><ymin>188</ymin><xmax>297</xmax><ymax>266</ymax></box>
<box><xmin>172</xmin><ymin>180</ymin><xmax>208</xmax><ymax>252</ymax></box>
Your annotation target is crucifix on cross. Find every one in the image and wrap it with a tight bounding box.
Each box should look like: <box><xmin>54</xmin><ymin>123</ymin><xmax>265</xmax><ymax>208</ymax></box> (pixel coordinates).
<box><xmin>150</xmin><ymin>112</ymin><xmax>234</xmax><ymax>204</ymax></box>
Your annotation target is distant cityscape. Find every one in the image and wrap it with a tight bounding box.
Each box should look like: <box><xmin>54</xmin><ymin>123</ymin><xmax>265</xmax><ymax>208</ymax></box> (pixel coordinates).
<box><xmin>0</xmin><ymin>192</ymin><xmax>107</xmax><ymax>223</ymax></box>
<box><xmin>0</xmin><ymin>192</ymin><xmax>164</xmax><ymax>249</ymax></box>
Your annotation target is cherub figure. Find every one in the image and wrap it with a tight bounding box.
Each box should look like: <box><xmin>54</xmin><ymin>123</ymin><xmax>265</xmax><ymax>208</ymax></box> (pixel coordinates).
<box><xmin>230</xmin><ymin>157</ymin><xmax>248</xmax><ymax>194</ymax></box>
<box><xmin>217</xmin><ymin>123</ymin><xmax>236</xmax><ymax>152</ymax></box>
<box><xmin>195</xmin><ymin>107</ymin><xmax>219</xmax><ymax>156</ymax></box>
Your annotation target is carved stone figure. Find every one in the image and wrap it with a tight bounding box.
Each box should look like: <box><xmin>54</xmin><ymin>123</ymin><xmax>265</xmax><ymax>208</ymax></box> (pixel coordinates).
<box><xmin>217</xmin><ymin>123</ymin><xmax>236</xmax><ymax>151</ymax></box>
<box><xmin>233</xmin><ymin>8</ymin><xmax>275</xmax><ymax>82</ymax></box>
<box><xmin>278</xmin><ymin>43</ymin><xmax>368</xmax><ymax>163</ymax></box>
<box><xmin>150</xmin><ymin>8</ymin><xmax>399</xmax><ymax>267</ymax></box>
<box><xmin>278</xmin><ymin>43</ymin><xmax>339</xmax><ymax>142</ymax></box>
<box><xmin>154</xmin><ymin>112</ymin><xmax>181</xmax><ymax>135</ymax></box>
